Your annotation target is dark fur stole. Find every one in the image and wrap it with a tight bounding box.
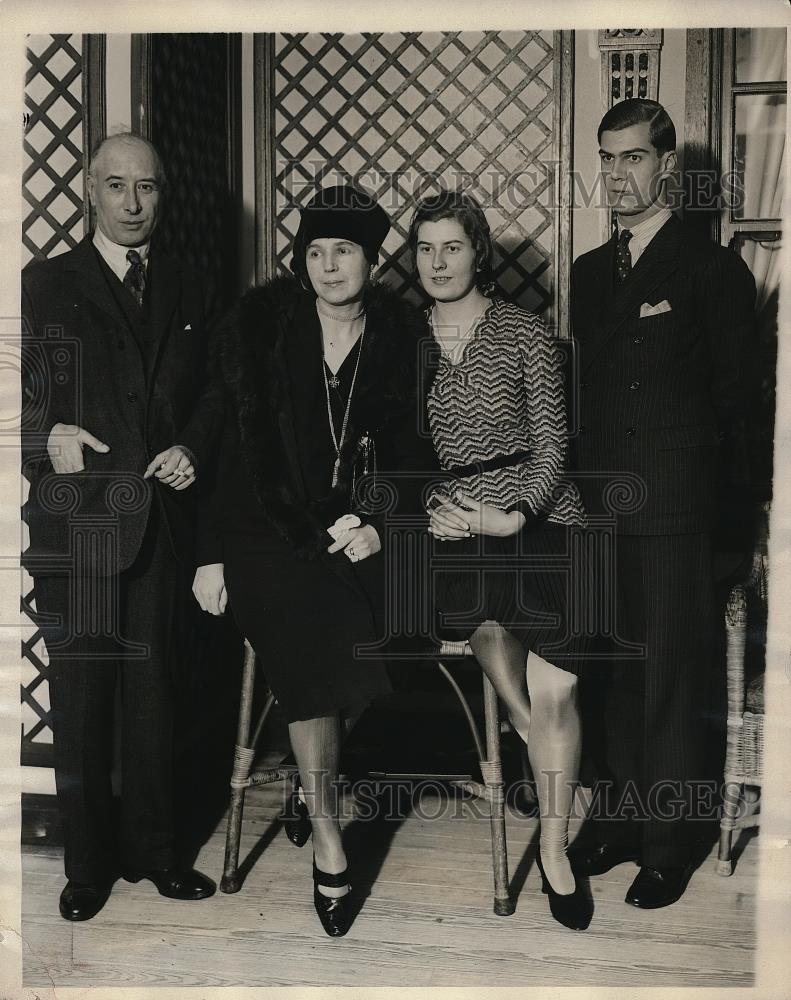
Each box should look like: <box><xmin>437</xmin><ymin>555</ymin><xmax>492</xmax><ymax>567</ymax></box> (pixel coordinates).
<box><xmin>219</xmin><ymin>275</ymin><xmax>430</xmax><ymax>558</ymax></box>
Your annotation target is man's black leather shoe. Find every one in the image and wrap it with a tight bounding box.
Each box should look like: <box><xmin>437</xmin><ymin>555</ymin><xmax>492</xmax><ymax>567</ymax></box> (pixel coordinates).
<box><xmin>625</xmin><ymin>864</ymin><xmax>695</xmax><ymax>908</ymax></box>
<box><xmin>123</xmin><ymin>867</ymin><xmax>216</xmax><ymax>900</ymax></box>
<box><xmin>59</xmin><ymin>880</ymin><xmax>114</xmax><ymax>921</ymax></box>
<box><xmin>569</xmin><ymin>842</ymin><xmax>639</xmax><ymax>877</ymax></box>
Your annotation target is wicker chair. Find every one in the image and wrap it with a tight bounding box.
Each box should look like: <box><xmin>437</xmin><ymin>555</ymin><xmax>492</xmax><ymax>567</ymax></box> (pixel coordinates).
<box><xmin>220</xmin><ymin>639</ymin><xmax>516</xmax><ymax>915</ymax></box>
<box><xmin>716</xmin><ymin>540</ymin><xmax>767</xmax><ymax>876</ymax></box>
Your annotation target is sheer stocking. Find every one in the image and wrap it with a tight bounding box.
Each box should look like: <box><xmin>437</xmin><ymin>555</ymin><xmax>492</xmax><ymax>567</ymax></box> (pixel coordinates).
<box><xmin>288</xmin><ymin>714</ymin><xmax>349</xmax><ymax>898</ymax></box>
<box><xmin>525</xmin><ymin>652</ymin><xmax>581</xmax><ymax>895</ymax></box>
<box><xmin>468</xmin><ymin>622</ymin><xmax>581</xmax><ymax>896</ymax></box>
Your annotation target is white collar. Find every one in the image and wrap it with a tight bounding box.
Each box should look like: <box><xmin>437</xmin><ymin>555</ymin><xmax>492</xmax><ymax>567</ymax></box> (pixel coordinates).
<box><xmin>93</xmin><ymin>227</ymin><xmax>150</xmax><ymax>283</ymax></box>
<box><xmin>616</xmin><ymin>208</ymin><xmax>673</xmax><ymax>253</ymax></box>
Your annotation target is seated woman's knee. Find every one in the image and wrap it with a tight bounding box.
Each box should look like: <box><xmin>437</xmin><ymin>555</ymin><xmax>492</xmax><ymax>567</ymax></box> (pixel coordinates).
<box><xmin>532</xmin><ymin>666</ymin><xmax>578</xmax><ymax>716</ymax></box>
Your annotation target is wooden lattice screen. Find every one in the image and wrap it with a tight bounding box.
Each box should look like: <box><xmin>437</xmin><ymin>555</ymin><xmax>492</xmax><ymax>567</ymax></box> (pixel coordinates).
<box><xmin>22</xmin><ymin>35</ymin><xmax>86</xmax><ymax>265</ymax></box>
<box><xmin>21</xmin><ymin>34</ymin><xmax>90</xmax><ymax>770</ymax></box>
<box><xmin>258</xmin><ymin>31</ymin><xmax>573</xmax><ymax>331</ymax></box>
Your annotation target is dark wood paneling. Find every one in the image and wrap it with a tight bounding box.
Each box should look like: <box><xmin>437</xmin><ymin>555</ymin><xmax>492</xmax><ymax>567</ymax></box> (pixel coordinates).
<box><xmin>22</xmin><ymin>793</ymin><xmax>62</xmax><ymax>847</ymax></box>
<box><xmin>553</xmin><ymin>30</ymin><xmax>574</xmax><ymax>341</ymax></box>
<box><xmin>254</xmin><ymin>34</ymin><xmax>276</xmax><ymax>285</ymax></box>
<box><xmin>81</xmin><ymin>33</ymin><xmax>106</xmax><ymax>233</ymax></box>
<box><xmin>139</xmin><ymin>33</ymin><xmax>242</xmax><ymax>312</ymax></box>
<box><xmin>684</xmin><ymin>28</ymin><xmax>723</xmax><ymax>241</ymax></box>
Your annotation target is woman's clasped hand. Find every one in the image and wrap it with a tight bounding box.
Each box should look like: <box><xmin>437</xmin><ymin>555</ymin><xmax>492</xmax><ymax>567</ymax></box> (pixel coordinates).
<box><xmin>427</xmin><ymin>493</ymin><xmax>526</xmax><ymax>540</ymax></box>
<box><xmin>326</xmin><ymin>513</ymin><xmax>381</xmax><ymax>562</ymax></box>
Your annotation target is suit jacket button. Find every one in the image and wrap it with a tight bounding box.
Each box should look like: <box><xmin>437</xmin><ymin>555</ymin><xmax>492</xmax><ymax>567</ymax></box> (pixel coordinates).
<box><xmin>126</xmin><ymin>391</ymin><xmax>138</xmax><ymax>402</ymax></box>
<box><xmin>578</xmin><ymin>425</ymin><xmax>586</xmax><ymax>434</ymax></box>
<box><xmin>625</xmin><ymin>426</ymin><xmax>636</xmax><ymax>437</ymax></box>
<box><xmin>633</xmin><ymin>336</ymin><xmax>645</xmax><ymax>344</ymax></box>
<box><xmin>629</xmin><ymin>380</ymin><xmax>641</xmax><ymax>390</ymax></box>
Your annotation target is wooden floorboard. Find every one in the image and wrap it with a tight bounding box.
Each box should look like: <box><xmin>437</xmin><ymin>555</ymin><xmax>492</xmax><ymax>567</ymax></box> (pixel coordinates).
<box><xmin>22</xmin><ymin>786</ymin><xmax>757</xmax><ymax>988</ymax></box>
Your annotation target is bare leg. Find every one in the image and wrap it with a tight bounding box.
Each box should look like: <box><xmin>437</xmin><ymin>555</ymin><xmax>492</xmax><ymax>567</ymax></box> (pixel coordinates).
<box><xmin>526</xmin><ymin>652</ymin><xmax>581</xmax><ymax>895</ymax></box>
<box><xmin>288</xmin><ymin>715</ymin><xmax>349</xmax><ymax>898</ymax></box>
<box><xmin>468</xmin><ymin>620</ymin><xmax>532</xmax><ymax>744</ymax></box>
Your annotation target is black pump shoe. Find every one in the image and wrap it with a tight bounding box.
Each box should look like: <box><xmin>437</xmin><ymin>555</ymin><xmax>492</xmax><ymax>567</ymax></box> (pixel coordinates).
<box><xmin>312</xmin><ymin>862</ymin><xmax>353</xmax><ymax>938</ymax></box>
<box><xmin>536</xmin><ymin>852</ymin><xmax>592</xmax><ymax>931</ymax></box>
<box><xmin>283</xmin><ymin>780</ymin><xmax>311</xmax><ymax>848</ymax></box>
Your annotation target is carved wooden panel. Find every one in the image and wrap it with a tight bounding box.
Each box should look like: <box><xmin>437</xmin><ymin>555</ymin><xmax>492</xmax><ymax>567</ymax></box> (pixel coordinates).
<box><xmin>599</xmin><ymin>28</ymin><xmax>663</xmax><ymax>109</ymax></box>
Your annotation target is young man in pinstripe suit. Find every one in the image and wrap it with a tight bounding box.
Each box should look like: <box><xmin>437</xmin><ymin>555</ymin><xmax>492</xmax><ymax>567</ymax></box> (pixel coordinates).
<box><xmin>569</xmin><ymin>99</ymin><xmax>756</xmax><ymax>908</ymax></box>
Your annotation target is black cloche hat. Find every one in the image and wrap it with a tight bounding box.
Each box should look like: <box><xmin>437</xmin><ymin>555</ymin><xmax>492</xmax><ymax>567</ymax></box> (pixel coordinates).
<box><xmin>295</xmin><ymin>184</ymin><xmax>391</xmax><ymax>258</ymax></box>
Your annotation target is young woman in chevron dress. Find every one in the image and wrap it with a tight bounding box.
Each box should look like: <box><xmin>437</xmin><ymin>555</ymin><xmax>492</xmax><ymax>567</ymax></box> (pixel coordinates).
<box><xmin>409</xmin><ymin>190</ymin><xmax>592</xmax><ymax>930</ymax></box>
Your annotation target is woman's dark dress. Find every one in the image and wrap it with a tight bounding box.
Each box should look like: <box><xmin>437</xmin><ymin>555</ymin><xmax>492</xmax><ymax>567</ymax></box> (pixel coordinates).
<box><xmin>200</xmin><ymin>287</ymin><xmax>434</xmax><ymax>723</ymax></box>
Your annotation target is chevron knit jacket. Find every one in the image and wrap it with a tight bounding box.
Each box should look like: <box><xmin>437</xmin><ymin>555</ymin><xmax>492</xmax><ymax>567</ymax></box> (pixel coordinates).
<box><xmin>427</xmin><ymin>297</ymin><xmax>585</xmax><ymax>528</ymax></box>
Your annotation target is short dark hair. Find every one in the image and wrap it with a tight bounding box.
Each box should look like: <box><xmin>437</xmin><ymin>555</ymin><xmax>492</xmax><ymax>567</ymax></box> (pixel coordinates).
<box><xmin>597</xmin><ymin>99</ymin><xmax>676</xmax><ymax>155</ymax></box>
<box><xmin>407</xmin><ymin>189</ymin><xmax>493</xmax><ymax>289</ymax></box>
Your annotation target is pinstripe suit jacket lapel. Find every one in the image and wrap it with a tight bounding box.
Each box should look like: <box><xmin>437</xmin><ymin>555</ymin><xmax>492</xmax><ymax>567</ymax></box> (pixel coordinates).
<box><xmin>581</xmin><ymin>214</ymin><xmax>684</xmax><ymax>375</ymax></box>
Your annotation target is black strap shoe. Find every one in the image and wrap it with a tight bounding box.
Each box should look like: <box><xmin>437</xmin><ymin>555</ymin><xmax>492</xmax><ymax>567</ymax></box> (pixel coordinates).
<box><xmin>123</xmin><ymin>867</ymin><xmax>216</xmax><ymax>900</ymax></box>
<box><xmin>282</xmin><ymin>779</ymin><xmax>311</xmax><ymax>848</ymax></box>
<box><xmin>625</xmin><ymin>864</ymin><xmax>695</xmax><ymax>908</ymax></box>
<box><xmin>569</xmin><ymin>841</ymin><xmax>640</xmax><ymax>877</ymax></box>
<box><xmin>536</xmin><ymin>852</ymin><xmax>593</xmax><ymax>931</ymax></box>
<box><xmin>313</xmin><ymin>862</ymin><xmax>352</xmax><ymax>937</ymax></box>
<box><xmin>59</xmin><ymin>880</ymin><xmax>114</xmax><ymax>921</ymax></box>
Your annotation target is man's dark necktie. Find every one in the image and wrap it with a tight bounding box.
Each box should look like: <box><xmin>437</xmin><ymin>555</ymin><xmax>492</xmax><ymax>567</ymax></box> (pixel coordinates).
<box><xmin>123</xmin><ymin>249</ymin><xmax>146</xmax><ymax>307</ymax></box>
<box><xmin>615</xmin><ymin>228</ymin><xmax>633</xmax><ymax>284</ymax></box>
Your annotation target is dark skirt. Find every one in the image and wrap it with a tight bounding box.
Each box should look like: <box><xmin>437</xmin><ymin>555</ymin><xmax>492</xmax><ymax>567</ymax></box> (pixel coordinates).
<box><xmin>430</xmin><ymin>520</ymin><xmax>590</xmax><ymax>674</ymax></box>
<box><xmin>223</xmin><ymin>529</ymin><xmax>391</xmax><ymax>723</ymax></box>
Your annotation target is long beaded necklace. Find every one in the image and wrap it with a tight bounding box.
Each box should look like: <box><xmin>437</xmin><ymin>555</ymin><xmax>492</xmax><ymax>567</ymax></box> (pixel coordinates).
<box><xmin>321</xmin><ymin>318</ymin><xmax>366</xmax><ymax>488</ymax></box>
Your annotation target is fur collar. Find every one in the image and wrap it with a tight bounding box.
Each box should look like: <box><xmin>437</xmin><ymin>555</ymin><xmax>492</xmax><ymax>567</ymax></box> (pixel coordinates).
<box><xmin>220</xmin><ymin>275</ymin><xmax>431</xmax><ymax>558</ymax></box>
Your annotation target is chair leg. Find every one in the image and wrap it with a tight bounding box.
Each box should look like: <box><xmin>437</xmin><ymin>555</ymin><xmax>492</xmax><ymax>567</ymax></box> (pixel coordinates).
<box><xmin>716</xmin><ymin>779</ymin><xmax>742</xmax><ymax>876</ymax></box>
<box><xmin>717</xmin><ymin>586</ymin><xmax>749</xmax><ymax>877</ymax></box>
<box><xmin>481</xmin><ymin>674</ymin><xmax>515</xmax><ymax>916</ymax></box>
<box><xmin>221</xmin><ymin>641</ymin><xmax>259</xmax><ymax>893</ymax></box>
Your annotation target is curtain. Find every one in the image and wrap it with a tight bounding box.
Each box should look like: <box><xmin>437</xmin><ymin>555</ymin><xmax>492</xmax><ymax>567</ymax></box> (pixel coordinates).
<box><xmin>734</xmin><ymin>27</ymin><xmax>786</xmax><ymax>311</ymax></box>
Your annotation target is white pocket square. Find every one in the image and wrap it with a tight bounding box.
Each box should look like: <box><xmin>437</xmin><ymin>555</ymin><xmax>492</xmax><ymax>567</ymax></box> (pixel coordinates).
<box><xmin>639</xmin><ymin>299</ymin><xmax>672</xmax><ymax>319</ymax></box>
<box><xmin>183</xmin><ymin>323</ymin><xmax>192</xmax><ymax>331</ymax></box>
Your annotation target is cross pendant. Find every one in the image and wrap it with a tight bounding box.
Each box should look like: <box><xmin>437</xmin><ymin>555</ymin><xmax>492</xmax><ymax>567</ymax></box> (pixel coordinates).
<box><xmin>328</xmin><ymin>375</ymin><xmax>340</xmax><ymax>389</ymax></box>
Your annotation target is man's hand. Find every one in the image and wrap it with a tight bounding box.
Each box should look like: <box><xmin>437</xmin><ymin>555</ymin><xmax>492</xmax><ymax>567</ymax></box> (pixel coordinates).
<box><xmin>47</xmin><ymin>423</ymin><xmax>110</xmax><ymax>473</ymax></box>
<box><xmin>192</xmin><ymin>563</ymin><xmax>227</xmax><ymax>615</ymax></box>
<box><xmin>428</xmin><ymin>495</ymin><xmax>525</xmax><ymax>540</ymax></box>
<box><xmin>144</xmin><ymin>445</ymin><xmax>196</xmax><ymax>490</ymax></box>
<box><xmin>326</xmin><ymin>523</ymin><xmax>381</xmax><ymax>562</ymax></box>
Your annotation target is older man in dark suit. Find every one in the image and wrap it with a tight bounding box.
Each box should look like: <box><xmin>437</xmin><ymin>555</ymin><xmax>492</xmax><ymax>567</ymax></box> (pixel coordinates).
<box><xmin>569</xmin><ymin>100</ymin><xmax>755</xmax><ymax>908</ymax></box>
<box><xmin>22</xmin><ymin>133</ymin><xmax>222</xmax><ymax>920</ymax></box>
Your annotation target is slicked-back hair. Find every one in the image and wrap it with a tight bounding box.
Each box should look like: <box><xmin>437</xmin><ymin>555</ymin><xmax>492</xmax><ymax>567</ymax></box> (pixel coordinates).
<box><xmin>407</xmin><ymin>189</ymin><xmax>494</xmax><ymax>290</ymax></box>
<box><xmin>89</xmin><ymin>132</ymin><xmax>167</xmax><ymax>189</ymax></box>
<box><xmin>597</xmin><ymin>98</ymin><xmax>676</xmax><ymax>155</ymax></box>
